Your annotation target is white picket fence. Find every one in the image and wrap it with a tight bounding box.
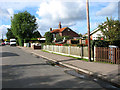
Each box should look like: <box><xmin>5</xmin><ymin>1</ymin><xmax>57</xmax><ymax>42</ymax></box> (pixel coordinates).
<box><xmin>43</xmin><ymin>45</ymin><xmax>93</xmax><ymax>59</ymax></box>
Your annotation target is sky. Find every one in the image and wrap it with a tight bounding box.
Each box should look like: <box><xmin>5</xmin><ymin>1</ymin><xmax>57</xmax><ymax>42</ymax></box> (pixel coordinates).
<box><xmin>0</xmin><ymin>0</ymin><xmax>119</xmax><ymax>39</ymax></box>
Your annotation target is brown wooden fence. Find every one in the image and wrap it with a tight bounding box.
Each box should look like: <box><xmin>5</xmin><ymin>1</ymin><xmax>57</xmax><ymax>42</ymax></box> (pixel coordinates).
<box><xmin>96</xmin><ymin>47</ymin><xmax>120</xmax><ymax>64</ymax></box>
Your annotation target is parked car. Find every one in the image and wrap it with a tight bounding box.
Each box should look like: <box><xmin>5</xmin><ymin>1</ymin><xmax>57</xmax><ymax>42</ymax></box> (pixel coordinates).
<box><xmin>1</xmin><ymin>42</ymin><xmax>5</xmax><ymax>46</ymax></box>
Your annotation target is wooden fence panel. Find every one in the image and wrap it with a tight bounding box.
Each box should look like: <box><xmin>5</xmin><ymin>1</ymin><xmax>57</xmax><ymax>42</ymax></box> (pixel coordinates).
<box><xmin>116</xmin><ymin>48</ymin><xmax>120</xmax><ymax>64</ymax></box>
<box><xmin>96</xmin><ymin>47</ymin><xmax>120</xmax><ymax>64</ymax></box>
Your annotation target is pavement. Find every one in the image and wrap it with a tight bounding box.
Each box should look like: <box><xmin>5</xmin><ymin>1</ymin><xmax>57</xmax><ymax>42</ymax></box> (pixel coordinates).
<box><xmin>17</xmin><ymin>46</ymin><xmax>120</xmax><ymax>87</ymax></box>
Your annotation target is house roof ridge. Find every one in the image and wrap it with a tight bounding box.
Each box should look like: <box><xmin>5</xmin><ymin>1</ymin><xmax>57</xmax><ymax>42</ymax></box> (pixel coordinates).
<box><xmin>51</xmin><ymin>27</ymin><xmax>68</xmax><ymax>33</ymax></box>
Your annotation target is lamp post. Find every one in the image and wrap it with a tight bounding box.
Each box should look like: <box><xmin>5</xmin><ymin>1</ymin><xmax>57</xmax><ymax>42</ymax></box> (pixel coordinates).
<box><xmin>86</xmin><ymin>0</ymin><xmax>91</xmax><ymax>61</ymax></box>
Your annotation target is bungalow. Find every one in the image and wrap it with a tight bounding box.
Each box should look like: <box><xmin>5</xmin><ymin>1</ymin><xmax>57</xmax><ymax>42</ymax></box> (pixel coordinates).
<box><xmin>84</xmin><ymin>28</ymin><xmax>104</xmax><ymax>40</ymax></box>
<box><xmin>50</xmin><ymin>22</ymin><xmax>79</xmax><ymax>39</ymax></box>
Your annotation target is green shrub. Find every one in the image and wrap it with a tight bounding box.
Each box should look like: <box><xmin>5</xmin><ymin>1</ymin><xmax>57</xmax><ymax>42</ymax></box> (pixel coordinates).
<box><xmin>56</xmin><ymin>35</ymin><xmax>63</xmax><ymax>42</ymax></box>
<box><xmin>24</xmin><ymin>38</ymin><xmax>30</xmax><ymax>43</ymax></box>
<box><xmin>91</xmin><ymin>40</ymin><xmax>109</xmax><ymax>47</ymax></box>
<box><xmin>45</xmin><ymin>32</ymin><xmax>53</xmax><ymax>44</ymax></box>
<box><xmin>111</xmin><ymin>40</ymin><xmax>120</xmax><ymax>47</ymax></box>
<box><xmin>31</xmin><ymin>38</ymin><xmax>38</xmax><ymax>40</ymax></box>
<box><xmin>71</xmin><ymin>40</ymin><xmax>79</xmax><ymax>44</ymax></box>
<box><xmin>63</xmin><ymin>43</ymin><xmax>70</xmax><ymax>46</ymax></box>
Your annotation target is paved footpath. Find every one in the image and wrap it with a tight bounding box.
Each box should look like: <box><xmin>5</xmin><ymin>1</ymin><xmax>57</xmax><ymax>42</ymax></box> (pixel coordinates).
<box><xmin>18</xmin><ymin>46</ymin><xmax>120</xmax><ymax>87</ymax></box>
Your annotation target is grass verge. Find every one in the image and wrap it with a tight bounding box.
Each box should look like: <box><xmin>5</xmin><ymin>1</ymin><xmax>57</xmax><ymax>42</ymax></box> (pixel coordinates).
<box><xmin>42</xmin><ymin>50</ymin><xmax>88</xmax><ymax>62</ymax></box>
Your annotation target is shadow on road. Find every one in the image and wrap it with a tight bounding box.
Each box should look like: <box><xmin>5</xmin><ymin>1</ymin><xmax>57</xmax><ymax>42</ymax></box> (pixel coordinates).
<box><xmin>2</xmin><ymin>64</ymin><xmax>115</xmax><ymax>88</ymax></box>
<box><xmin>0</xmin><ymin>52</ymin><xmax>19</xmax><ymax>57</ymax></box>
<box><xmin>2</xmin><ymin>64</ymin><xmax>99</xmax><ymax>88</ymax></box>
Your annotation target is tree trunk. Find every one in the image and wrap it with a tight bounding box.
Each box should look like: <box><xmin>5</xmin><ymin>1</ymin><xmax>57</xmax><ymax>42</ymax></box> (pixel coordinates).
<box><xmin>18</xmin><ymin>38</ymin><xmax>23</xmax><ymax>46</ymax></box>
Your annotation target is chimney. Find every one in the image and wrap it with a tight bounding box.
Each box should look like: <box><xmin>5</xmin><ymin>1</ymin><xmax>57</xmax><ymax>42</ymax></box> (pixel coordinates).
<box><xmin>50</xmin><ymin>28</ymin><xmax>52</xmax><ymax>31</ymax></box>
<box><xmin>59</xmin><ymin>22</ymin><xmax>62</xmax><ymax>29</ymax></box>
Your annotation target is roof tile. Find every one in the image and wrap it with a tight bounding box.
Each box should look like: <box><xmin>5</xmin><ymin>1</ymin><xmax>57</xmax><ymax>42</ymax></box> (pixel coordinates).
<box><xmin>51</xmin><ymin>27</ymin><xmax>67</xmax><ymax>33</ymax></box>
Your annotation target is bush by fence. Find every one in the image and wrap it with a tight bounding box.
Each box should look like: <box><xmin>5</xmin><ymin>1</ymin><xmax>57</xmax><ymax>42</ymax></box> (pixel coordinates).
<box><xmin>71</xmin><ymin>40</ymin><xmax>79</xmax><ymax>44</ymax></box>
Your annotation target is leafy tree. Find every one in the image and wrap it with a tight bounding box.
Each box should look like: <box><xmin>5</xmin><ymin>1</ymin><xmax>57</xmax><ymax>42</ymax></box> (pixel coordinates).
<box><xmin>98</xmin><ymin>17</ymin><xmax>120</xmax><ymax>44</ymax></box>
<box><xmin>45</xmin><ymin>32</ymin><xmax>53</xmax><ymax>43</ymax></box>
<box><xmin>55</xmin><ymin>35</ymin><xmax>71</xmax><ymax>42</ymax></box>
<box><xmin>11</xmin><ymin>11</ymin><xmax>38</xmax><ymax>46</ymax></box>
<box><xmin>33</xmin><ymin>31</ymin><xmax>42</xmax><ymax>38</ymax></box>
<box><xmin>79</xmin><ymin>33</ymin><xmax>82</xmax><ymax>37</ymax></box>
<box><xmin>6</xmin><ymin>28</ymin><xmax>15</xmax><ymax>40</ymax></box>
<box><xmin>56</xmin><ymin>34</ymin><xmax>63</xmax><ymax>42</ymax></box>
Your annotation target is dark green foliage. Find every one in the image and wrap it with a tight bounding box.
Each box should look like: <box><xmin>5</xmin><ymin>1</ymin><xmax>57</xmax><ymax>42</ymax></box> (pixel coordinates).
<box><xmin>33</xmin><ymin>31</ymin><xmax>42</xmax><ymax>38</ymax></box>
<box><xmin>71</xmin><ymin>40</ymin><xmax>79</xmax><ymax>44</ymax></box>
<box><xmin>18</xmin><ymin>38</ymin><xmax>24</xmax><ymax>46</ymax></box>
<box><xmin>98</xmin><ymin>17</ymin><xmax>120</xmax><ymax>44</ymax></box>
<box><xmin>55</xmin><ymin>35</ymin><xmax>71</xmax><ymax>42</ymax></box>
<box><xmin>31</xmin><ymin>38</ymin><xmax>38</xmax><ymax>40</ymax></box>
<box><xmin>11</xmin><ymin>11</ymin><xmax>38</xmax><ymax>46</ymax></box>
<box><xmin>111</xmin><ymin>40</ymin><xmax>120</xmax><ymax>47</ymax></box>
<box><xmin>45</xmin><ymin>32</ymin><xmax>53</xmax><ymax>43</ymax></box>
<box><xmin>91</xmin><ymin>40</ymin><xmax>109</xmax><ymax>47</ymax></box>
<box><xmin>56</xmin><ymin>34</ymin><xmax>63</xmax><ymax>42</ymax></box>
<box><xmin>6</xmin><ymin>28</ymin><xmax>15</xmax><ymax>40</ymax></box>
<box><xmin>63</xmin><ymin>43</ymin><xmax>70</xmax><ymax>46</ymax></box>
<box><xmin>24</xmin><ymin>38</ymin><xmax>30</xmax><ymax>43</ymax></box>
<box><xmin>79</xmin><ymin>33</ymin><xmax>82</xmax><ymax>37</ymax></box>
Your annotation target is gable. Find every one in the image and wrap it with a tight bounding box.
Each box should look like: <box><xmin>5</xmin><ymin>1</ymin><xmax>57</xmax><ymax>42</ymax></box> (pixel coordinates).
<box><xmin>62</xmin><ymin>28</ymin><xmax>79</xmax><ymax>37</ymax></box>
<box><xmin>62</xmin><ymin>28</ymin><xmax>78</xmax><ymax>34</ymax></box>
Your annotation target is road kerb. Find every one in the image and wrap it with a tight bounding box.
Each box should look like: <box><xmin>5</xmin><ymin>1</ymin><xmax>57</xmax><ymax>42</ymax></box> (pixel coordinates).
<box><xmin>30</xmin><ymin>51</ymin><xmax>94</xmax><ymax>75</ymax></box>
<box><xmin>30</xmin><ymin>51</ymin><xmax>120</xmax><ymax>88</ymax></box>
<box><xmin>17</xmin><ymin>46</ymin><xmax>120</xmax><ymax>87</ymax></box>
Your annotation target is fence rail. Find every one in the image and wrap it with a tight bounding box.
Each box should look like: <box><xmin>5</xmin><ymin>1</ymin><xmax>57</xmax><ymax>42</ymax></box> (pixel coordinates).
<box><xmin>96</xmin><ymin>47</ymin><xmax>120</xmax><ymax>64</ymax></box>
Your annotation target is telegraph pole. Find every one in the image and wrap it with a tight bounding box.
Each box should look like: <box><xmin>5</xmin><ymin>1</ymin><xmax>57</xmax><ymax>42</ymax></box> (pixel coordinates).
<box><xmin>86</xmin><ymin>0</ymin><xmax>91</xmax><ymax>62</ymax></box>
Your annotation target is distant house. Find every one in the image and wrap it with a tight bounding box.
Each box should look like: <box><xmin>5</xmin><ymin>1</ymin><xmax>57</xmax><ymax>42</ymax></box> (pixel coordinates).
<box><xmin>84</xmin><ymin>28</ymin><xmax>104</xmax><ymax>40</ymax></box>
<box><xmin>50</xmin><ymin>22</ymin><xmax>79</xmax><ymax>38</ymax></box>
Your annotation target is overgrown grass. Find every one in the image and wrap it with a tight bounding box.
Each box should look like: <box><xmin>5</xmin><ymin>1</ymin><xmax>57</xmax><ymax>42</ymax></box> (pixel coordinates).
<box><xmin>42</xmin><ymin>50</ymin><xmax>88</xmax><ymax>62</ymax></box>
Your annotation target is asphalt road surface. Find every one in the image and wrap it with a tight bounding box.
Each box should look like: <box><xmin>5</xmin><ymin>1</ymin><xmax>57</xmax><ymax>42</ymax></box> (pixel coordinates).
<box><xmin>1</xmin><ymin>45</ymin><xmax>118</xmax><ymax>88</ymax></box>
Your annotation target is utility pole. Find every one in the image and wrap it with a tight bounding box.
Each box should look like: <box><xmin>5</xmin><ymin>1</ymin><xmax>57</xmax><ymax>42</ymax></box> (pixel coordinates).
<box><xmin>86</xmin><ymin>0</ymin><xmax>91</xmax><ymax>62</ymax></box>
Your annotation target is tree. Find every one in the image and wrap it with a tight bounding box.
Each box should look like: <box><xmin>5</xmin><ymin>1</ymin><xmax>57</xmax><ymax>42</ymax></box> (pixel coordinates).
<box><xmin>11</xmin><ymin>11</ymin><xmax>38</xmax><ymax>46</ymax></box>
<box><xmin>98</xmin><ymin>17</ymin><xmax>120</xmax><ymax>44</ymax></box>
<box><xmin>6</xmin><ymin>28</ymin><xmax>15</xmax><ymax>40</ymax></box>
<box><xmin>44</xmin><ymin>32</ymin><xmax>53</xmax><ymax>43</ymax></box>
<box><xmin>33</xmin><ymin>31</ymin><xmax>42</xmax><ymax>38</ymax></box>
<box><xmin>79</xmin><ymin>33</ymin><xmax>82</xmax><ymax>37</ymax></box>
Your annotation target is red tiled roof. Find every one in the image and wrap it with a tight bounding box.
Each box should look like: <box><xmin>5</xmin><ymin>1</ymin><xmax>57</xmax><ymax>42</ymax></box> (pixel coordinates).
<box><xmin>51</xmin><ymin>27</ymin><xmax>68</xmax><ymax>33</ymax></box>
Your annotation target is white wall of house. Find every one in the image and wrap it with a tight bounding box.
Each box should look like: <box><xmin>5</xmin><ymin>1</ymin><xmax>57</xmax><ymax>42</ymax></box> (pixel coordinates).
<box><xmin>91</xmin><ymin>30</ymin><xmax>103</xmax><ymax>40</ymax></box>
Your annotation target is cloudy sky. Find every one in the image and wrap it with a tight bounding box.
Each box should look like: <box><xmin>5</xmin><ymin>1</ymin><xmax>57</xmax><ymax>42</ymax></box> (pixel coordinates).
<box><xmin>0</xmin><ymin>0</ymin><xmax>119</xmax><ymax>39</ymax></box>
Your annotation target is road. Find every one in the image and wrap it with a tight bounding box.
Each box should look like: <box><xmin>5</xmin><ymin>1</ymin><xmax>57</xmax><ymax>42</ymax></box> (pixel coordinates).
<box><xmin>1</xmin><ymin>46</ymin><xmax>118</xmax><ymax>88</ymax></box>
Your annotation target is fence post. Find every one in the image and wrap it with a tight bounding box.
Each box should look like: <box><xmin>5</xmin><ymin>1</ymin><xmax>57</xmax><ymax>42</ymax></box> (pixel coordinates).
<box><xmin>94</xmin><ymin>46</ymin><xmax>96</xmax><ymax>62</ymax></box>
<box><xmin>114</xmin><ymin>48</ymin><xmax>116</xmax><ymax>64</ymax></box>
<box><xmin>68</xmin><ymin>46</ymin><xmax>70</xmax><ymax>55</ymax></box>
<box><xmin>93</xmin><ymin>46</ymin><xmax>96</xmax><ymax>61</ymax></box>
<box><xmin>81</xmin><ymin>46</ymin><xmax>83</xmax><ymax>58</ymax></box>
